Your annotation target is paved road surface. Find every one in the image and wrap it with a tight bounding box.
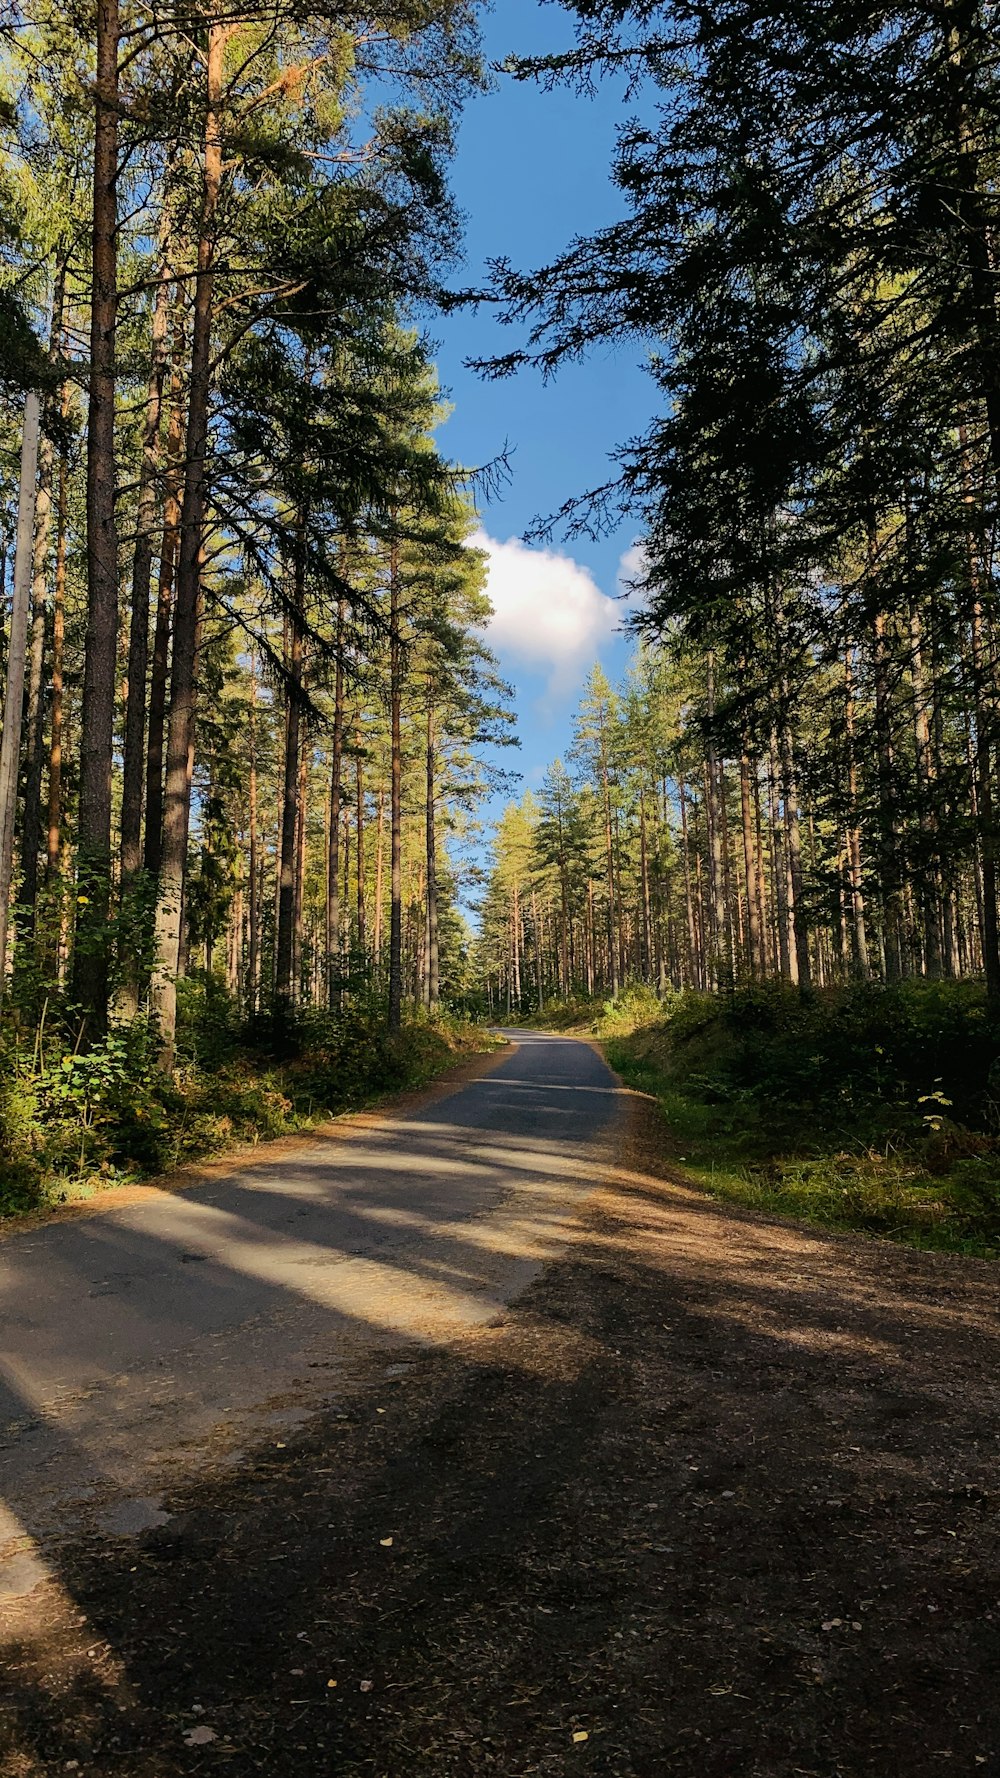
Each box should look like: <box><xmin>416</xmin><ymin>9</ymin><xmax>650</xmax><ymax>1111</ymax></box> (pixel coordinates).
<box><xmin>0</xmin><ymin>1032</ymin><xmax>622</xmax><ymax>1604</ymax></box>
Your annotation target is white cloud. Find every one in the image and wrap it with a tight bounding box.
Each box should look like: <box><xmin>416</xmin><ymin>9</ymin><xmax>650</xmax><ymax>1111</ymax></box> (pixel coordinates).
<box><xmin>473</xmin><ymin>529</ymin><xmax>619</xmax><ymax>693</ymax></box>
<box><xmin>617</xmin><ymin>541</ymin><xmax>649</xmax><ymax>596</ymax></box>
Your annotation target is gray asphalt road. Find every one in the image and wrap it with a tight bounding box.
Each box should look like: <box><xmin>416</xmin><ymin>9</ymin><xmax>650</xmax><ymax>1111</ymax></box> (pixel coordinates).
<box><xmin>0</xmin><ymin>1032</ymin><xmax>622</xmax><ymax>1603</ymax></box>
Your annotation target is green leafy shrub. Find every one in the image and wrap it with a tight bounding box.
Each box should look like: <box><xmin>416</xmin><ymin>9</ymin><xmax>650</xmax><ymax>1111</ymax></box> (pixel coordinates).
<box><xmin>0</xmin><ymin>997</ymin><xmax>498</xmax><ymax>1224</ymax></box>
<box><xmin>594</xmin><ymin>981</ymin><xmax>669</xmax><ymax>1037</ymax></box>
<box><xmin>605</xmin><ymin>981</ymin><xmax>1000</xmax><ymax>1257</ymax></box>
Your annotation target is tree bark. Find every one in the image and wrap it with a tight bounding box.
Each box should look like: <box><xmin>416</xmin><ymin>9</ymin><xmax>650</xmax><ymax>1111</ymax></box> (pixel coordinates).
<box><xmin>275</xmin><ymin>555</ymin><xmax>305</xmax><ymax>1008</ymax></box>
<box><xmin>19</xmin><ymin>405</ymin><xmax>54</xmax><ymax>941</ymax></box>
<box><xmin>120</xmin><ymin>228</ymin><xmax>172</xmax><ymax>889</ymax></box>
<box><xmin>152</xmin><ymin>23</ymin><xmax>226</xmax><ymax>1064</ymax></box>
<box><xmin>0</xmin><ymin>393</ymin><xmax>41</xmax><ymax>1005</ymax></box>
<box><xmin>46</xmin><ymin>408</ymin><xmax>69</xmax><ymax>885</ymax></box>
<box><xmin>143</xmin><ymin>288</ymin><xmax>185</xmax><ymax>877</ymax></box>
<box><xmin>248</xmin><ymin>654</ymin><xmax>259</xmax><ymax>1014</ymax></box>
<box><xmin>374</xmin><ymin>787</ymin><xmax>385</xmax><ymax>967</ymax></box>
<box><xmin>425</xmin><ymin>698</ymin><xmax>439</xmax><ymax>1010</ymax></box>
<box><xmin>293</xmin><ymin>702</ymin><xmax>308</xmax><ymax>1001</ymax></box>
<box><xmin>388</xmin><ymin>547</ymin><xmax>403</xmax><ymax>1032</ymax></box>
<box><xmin>779</xmin><ymin>714</ymin><xmax>811</xmax><ymax>990</ymax></box>
<box><xmin>326</xmin><ymin>598</ymin><xmax>345</xmax><ymax>1005</ymax></box>
<box><xmin>739</xmin><ymin>740</ymin><xmax>764</xmax><ymax>977</ymax></box>
<box><xmin>355</xmin><ymin>717</ymin><xmax>366</xmax><ymax>958</ymax></box>
<box><xmin>843</xmin><ymin>645</ymin><xmax>871</xmax><ymax>979</ymax></box>
<box><xmin>73</xmin><ymin>0</ymin><xmax>120</xmax><ymax>1032</ymax></box>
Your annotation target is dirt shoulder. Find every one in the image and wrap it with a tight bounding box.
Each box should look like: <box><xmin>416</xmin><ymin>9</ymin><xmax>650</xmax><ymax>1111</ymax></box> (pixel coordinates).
<box><xmin>0</xmin><ymin>1041</ymin><xmax>509</xmax><ymax>1245</ymax></box>
<box><xmin>4</xmin><ymin>1088</ymin><xmax>1000</xmax><ymax>1776</ymax></box>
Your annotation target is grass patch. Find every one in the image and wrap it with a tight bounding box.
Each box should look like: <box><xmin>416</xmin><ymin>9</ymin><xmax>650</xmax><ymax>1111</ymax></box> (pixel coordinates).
<box><xmin>601</xmin><ymin>981</ymin><xmax>1000</xmax><ymax>1258</ymax></box>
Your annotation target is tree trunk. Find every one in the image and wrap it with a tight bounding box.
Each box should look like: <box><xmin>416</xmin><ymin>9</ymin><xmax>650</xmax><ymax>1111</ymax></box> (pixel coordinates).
<box><xmin>969</xmin><ymin>594</ymin><xmax>1000</xmax><ymax>1001</ymax></box>
<box><xmin>909</xmin><ymin>600</ymin><xmax>943</xmax><ymax>977</ymax></box>
<box><xmin>248</xmin><ymin>655</ymin><xmax>259</xmax><ymax>1014</ymax></box>
<box><xmin>152</xmin><ymin>22</ymin><xmax>225</xmax><ymax>1065</ymax></box>
<box><xmin>769</xmin><ymin>731</ymin><xmax>793</xmax><ymax>982</ymax></box>
<box><xmin>739</xmin><ymin>740</ymin><xmax>764</xmax><ymax>977</ymax></box>
<box><xmin>388</xmin><ymin>547</ymin><xmax>403</xmax><ymax>1033</ymax></box>
<box><xmin>601</xmin><ymin>758</ymin><xmax>618</xmax><ymax>996</ymax></box>
<box><xmin>46</xmin><ymin>410</ymin><xmax>69</xmax><ymax>885</ymax></box>
<box><xmin>143</xmin><ymin>287</ymin><xmax>185</xmax><ymax>877</ymax></box>
<box><xmin>73</xmin><ymin>0</ymin><xmax>120</xmax><ymax>1032</ymax></box>
<box><xmin>873</xmin><ymin>608</ymin><xmax>904</xmax><ymax>981</ymax></box>
<box><xmin>120</xmin><ymin>230</ymin><xmax>172</xmax><ymax>889</ymax></box>
<box><xmin>355</xmin><ymin>718</ymin><xmax>366</xmax><ymax>958</ymax></box>
<box><xmin>0</xmin><ymin>393</ymin><xmax>41</xmax><ymax>1005</ymax></box>
<box><xmin>293</xmin><ymin>706</ymin><xmax>308</xmax><ymax>1002</ymax></box>
<box><xmin>19</xmin><ymin>407</ymin><xmax>54</xmax><ymax>942</ymax></box>
<box><xmin>425</xmin><ymin>698</ymin><xmax>439</xmax><ymax>1010</ymax></box>
<box><xmin>678</xmin><ymin>771</ymin><xmax>699</xmax><ymax>988</ymax></box>
<box><xmin>779</xmin><ymin>714</ymin><xmax>811</xmax><ymax>990</ymax></box>
<box><xmin>326</xmin><ymin>598</ymin><xmax>345</xmax><ymax>1004</ymax></box>
<box><xmin>275</xmin><ymin>562</ymin><xmax>304</xmax><ymax>1007</ymax></box>
<box><xmin>844</xmin><ymin>645</ymin><xmax>871</xmax><ymax>978</ymax></box>
<box><xmin>374</xmin><ymin>786</ymin><xmax>385</xmax><ymax>967</ymax></box>
<box><xmin>705</xmin><ymin>656</ymin><xmax>731</xmax><ymax>986</ymax></box>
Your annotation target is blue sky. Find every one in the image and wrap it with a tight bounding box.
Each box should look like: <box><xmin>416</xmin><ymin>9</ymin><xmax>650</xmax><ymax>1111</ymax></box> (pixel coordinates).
<box><xmin>433</xmin><ymin>0</ymin><xmax>655</xmax><ymax>809</ymax></box>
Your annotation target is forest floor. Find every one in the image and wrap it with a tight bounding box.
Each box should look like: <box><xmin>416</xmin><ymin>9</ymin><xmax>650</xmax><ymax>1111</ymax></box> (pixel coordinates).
<box><xmin>4</xmin><ymin>1043</ymin><xmax>1000</xmax><ymax>1776</ymax></box>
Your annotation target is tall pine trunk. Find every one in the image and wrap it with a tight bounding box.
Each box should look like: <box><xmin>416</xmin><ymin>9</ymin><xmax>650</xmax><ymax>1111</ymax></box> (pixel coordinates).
<box><xmin>143</xmin><ymin>289</ymin><xmax>185</xmax><ymax>877</ymax></box>
<box><xmin>248</xmin><ymin>655</ymin><xmax>259</xmax><ymax>1014</ymax></box>
<box><xmin>0</xmin><ymin>394</ymin><xmax>41</xmax><ymax>1005</ymax></box>
<box><xmin>388</xmin><ymin>548</ymin><xmax>403</xmax><ymax>1032</ymax></box>
<box><xmin>355</xmin><ymin>719</ymin><xmax>366</xmax><ymax>957</ymax></box>
<box><xmin>73</xmin><ymin>0</ymin><xmax>120</xmax><ymax>1032</ymax></box>
<box><xmin>326</xmin><ymin>598</ymin><xmax>345</xmax><ymax>1005</ymax></box>
<box><xmin>276</xmin><ymin>550</ymin><xmax>305</xmax><ymax>1008</ymax></box>
<box><xmin>152</xmin><ymin>24</ymin><xmax>225</xmax><ymax>1064</ymax></box>
<box><xmin>425</xmin><ymin>698</ymin><xmax>439</xmax><ymax>1011</ymax></box>
<box><xmin>844</xmin><ymin>646</ymin><xmax>871</xmax><ymax>978</ymax></box>
<box><xmin>120</xmin><ymin>229</ymin><xmax>172</xmax><ymax>891</ymax></box>
<box><xmin>19</xmin><ymin>396</ymin><xmax>55</xmax><ymax>946</ymax></box>
<box><xmin>46</xmin><ymin>409</ymin><xmax>69</xmax><ymax>887</ymax></box>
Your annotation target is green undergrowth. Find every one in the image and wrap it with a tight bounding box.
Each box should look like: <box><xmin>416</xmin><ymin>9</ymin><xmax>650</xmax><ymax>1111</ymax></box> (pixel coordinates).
<box><xmin>600</xmin><ymin>980</ymin><xmax>1000</xmax><ymax>1258</ymax></box>
<box><xmin>0</xmin><ymin>985</ymin><xmax>501</xmax><ymax>1225</ymax></box>
<box><xmin>501</xmin><ymin>995</ymin><xmax>605</xmax><ymax>1033</ymax></box>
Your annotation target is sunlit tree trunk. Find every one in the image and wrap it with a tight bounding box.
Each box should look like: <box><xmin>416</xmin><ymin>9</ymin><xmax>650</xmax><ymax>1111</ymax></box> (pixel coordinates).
<box><xmin>388</xmin><ymin>546</ymin><xmax>403</xmax><ymax>1032</ymax></box>
<box><xmin>0</xmin><ymin>393</ymin><xmax>41</xmax><ymax>1004</ymax></box>
<box><xmin>73</xmin><ymin>0</ymin><xmax>120</xmax><ymax>1032</ymax></box>
<box><xmin>739</xmin><ymin>738</ymin><xmax>763</xmax><ymax>978</ymax></box>
<box><xmin>120</xmin><ymin>227</ymin><xmax>172</xmax><ymax>892</ymax></box>
<box><xmin>276</xmin><ymin>558</ymin><xmax>305</xmax><ymax>1008</ymax></box>
<box><xmin>779</xmin><ymin>714</ymin><xmax>811</xmax><ymax>991</ymax></box>
<box><xmin>248</xmin><ymin>656</ymin><xmax>259</xmax><ymax>1014</ymax></box>
<box><xmin>46</xmin><ymin>411</ymin><xmax>68</xmax><ymax>888</ymax></box>
<box><xmin>844</xmin><ymin>646</ymin><xmax>871</xmax><ymax>979</ymax></box>
<box><xmin>355</xmin><ymin>717</ymin><xmax>366</xmax><ymax>960</ymax></box>
<box><xmin>153</xmin><ymin>22</ymin><xmax>226</xmax><ymax>1065</ymax></box>
<box><xmin>143</xmin><ymin>289</ymin><xmax>185</xmax><ymax>878</ymax></box>
<box><xmin>425</xmin><ymin>698</ymin><xmax>439</xmax><ymax>1010</ymax></box>
<box><xmin>326</xmin><ymin>597</ymin><xmax>345</xmax><ymax>1005</ymax></box>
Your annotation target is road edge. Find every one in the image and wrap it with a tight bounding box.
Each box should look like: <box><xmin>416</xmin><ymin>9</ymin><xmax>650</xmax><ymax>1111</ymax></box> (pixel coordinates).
<box><xmin>0</xmin><ymin>1038</ymin><xmax>515</xmax><ymax>1246</ymax></box>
